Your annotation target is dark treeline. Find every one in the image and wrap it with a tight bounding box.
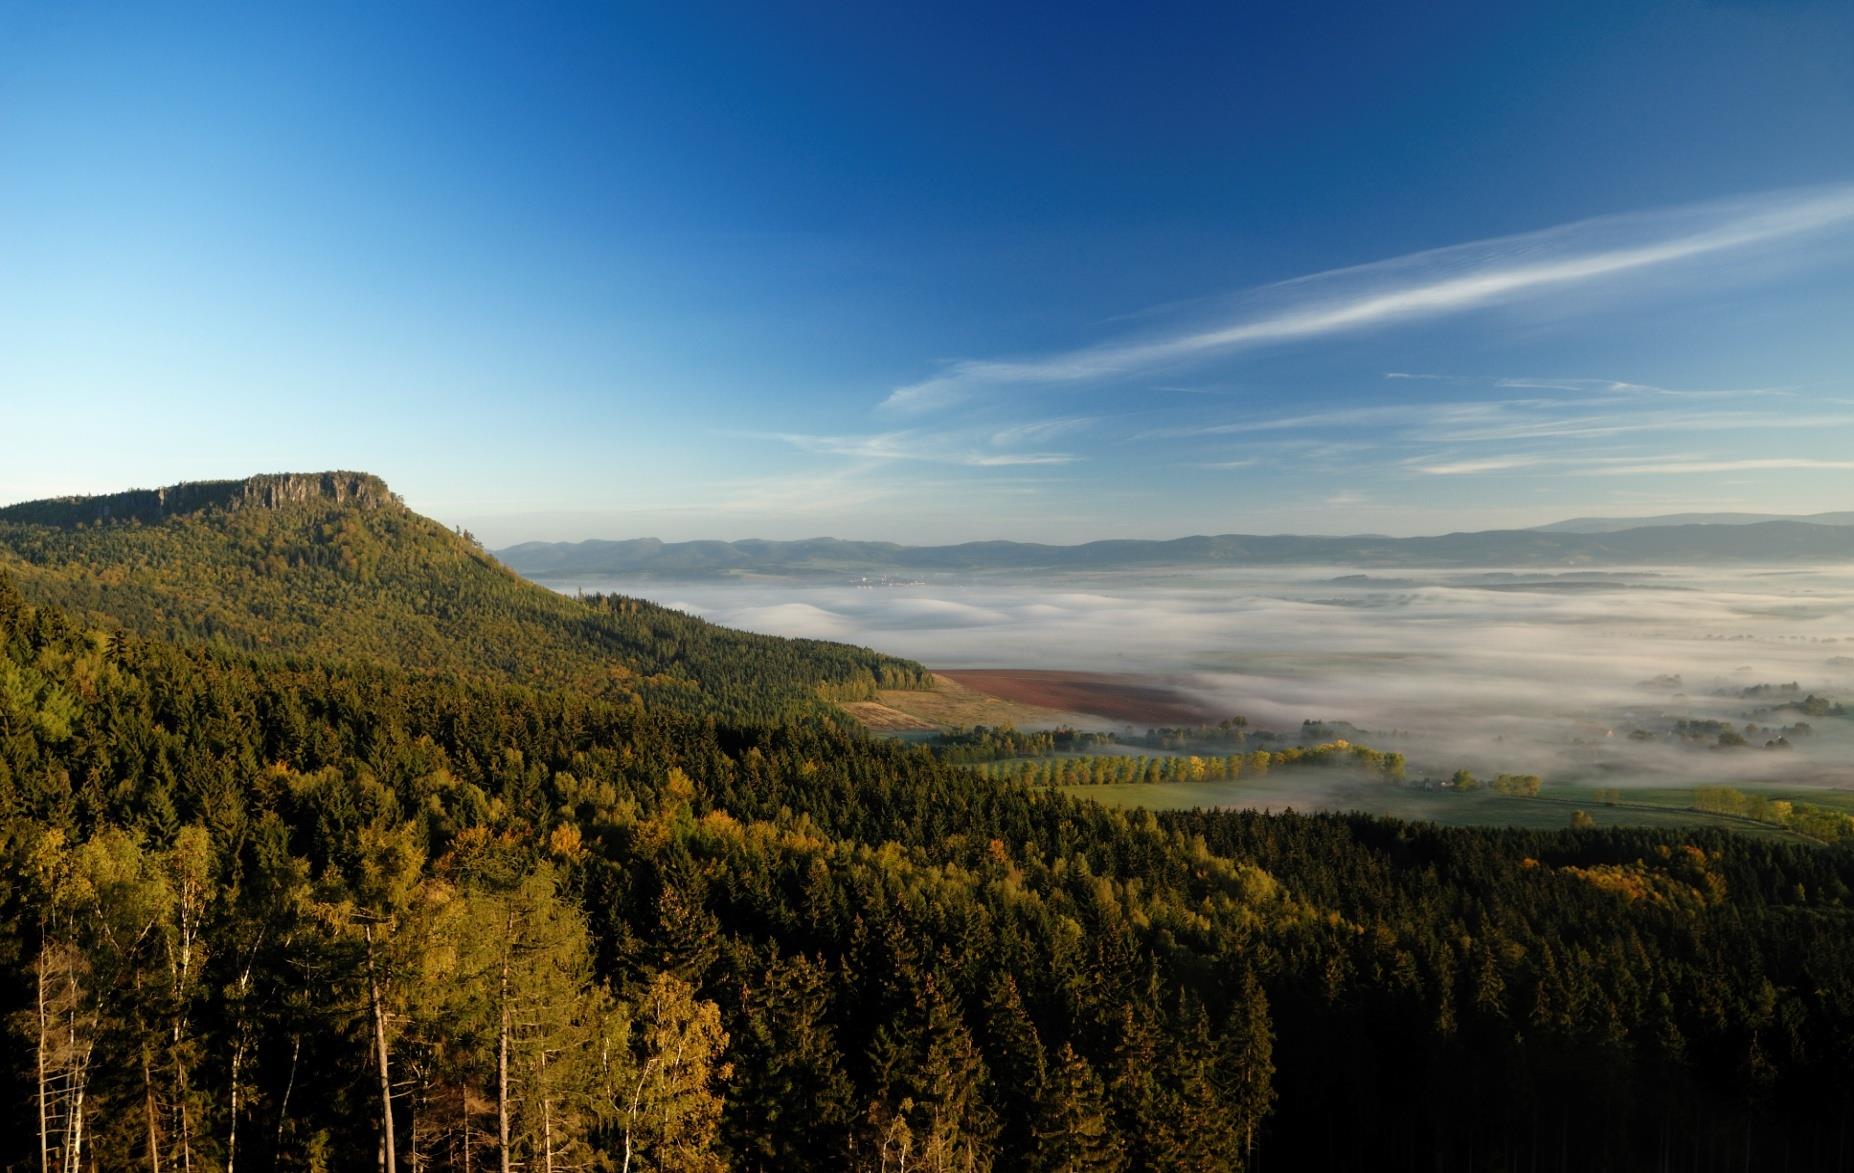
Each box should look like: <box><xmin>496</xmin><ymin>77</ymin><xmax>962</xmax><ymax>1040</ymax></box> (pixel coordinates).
<box><xmin>930</xmin><ymin>719</ymin><xmax>1271</xmax><ymax>766</ymax></box>
<box><xmin>977</xmin><ymin>740</ymin><xmax>1407</xmax><ymax>788</ymax></box>
<box><xmin>1141</xmin><ymin>719</ymin><xmax>1251</xmax><ymax>752</ymax></box>
<box><xmin>6</xmin><ymin>573</ymin><xmax>1854</xmax><ymax>1171</ymax></box>
<box><xmin>928</xmin><ymin>725</ymin><xmax>1118</xmax><ymax>764</ymax></box>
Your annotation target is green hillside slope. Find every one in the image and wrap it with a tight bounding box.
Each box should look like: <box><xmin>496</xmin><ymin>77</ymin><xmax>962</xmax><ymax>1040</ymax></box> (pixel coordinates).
<box><xmin>0</xmin><ymin>473</ymin><xmax>928</xmax><ymax>720</ymax></box>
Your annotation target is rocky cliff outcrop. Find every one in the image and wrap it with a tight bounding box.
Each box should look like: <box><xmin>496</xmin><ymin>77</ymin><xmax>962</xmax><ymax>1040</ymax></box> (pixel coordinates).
<box><xmin>0</xmin><ymin>472</ymin><xmax>401</xmax><ymax>527</ymax></box>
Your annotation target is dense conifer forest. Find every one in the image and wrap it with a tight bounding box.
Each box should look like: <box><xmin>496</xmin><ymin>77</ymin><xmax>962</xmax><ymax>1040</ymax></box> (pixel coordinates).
<box><xmin>2</xmin><ymin>479</ymin><xmax>1853</xmax><ymax>1170</ymax></box>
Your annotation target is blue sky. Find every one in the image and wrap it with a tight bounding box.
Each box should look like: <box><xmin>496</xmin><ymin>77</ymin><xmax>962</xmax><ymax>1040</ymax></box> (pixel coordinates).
<box><xmin>2</xmin><ymin>1</ymin><xmax>1852</xmax><ymax>544</ymax></box>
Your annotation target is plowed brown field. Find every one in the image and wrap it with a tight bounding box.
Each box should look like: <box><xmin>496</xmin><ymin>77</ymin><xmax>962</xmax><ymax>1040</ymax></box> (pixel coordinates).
<box><xmin>936</xmin><ymin>669</ymin><xmax>1220</xmax><ymax>726</ymax></box>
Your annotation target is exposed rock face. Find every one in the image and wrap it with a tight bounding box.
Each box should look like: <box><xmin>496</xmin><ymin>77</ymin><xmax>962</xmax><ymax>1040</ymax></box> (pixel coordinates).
<box><xmin>0</xmin><ymin>472</ymin><xmax>401</xmax><ymax>527</ymax></box>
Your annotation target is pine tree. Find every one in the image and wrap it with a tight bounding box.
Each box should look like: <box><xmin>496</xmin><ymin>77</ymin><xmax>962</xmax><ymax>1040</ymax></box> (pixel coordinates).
<box><xmin>1106</xmin><ymin>1001</ymin><xmax>1164</xmax><ymax>1170</ymax></box>
<box><xmin>1224</xmin><ymin>967</ymin><xmax>1275</xmax><ymax>1169</ymax></box>
<box><xmin>980</xmin><ymin>972</ymin><xmax>1046</xmax><ymax>1163</ymax></box>
<box><xmin>1033</xmin><ymin>1042</ymin><xmax>1125</xmax><ymax>1172</ymax></box>
<box><xmin>1159</xmin><ymin>998</ymin><xmax>1237</xmax><ymax>1171</ymax></box>
<box><xmin>727</xmin><ymin>950</ymin><xmax>856</xmax><ymax>1166</ymax></box>
<box><xmin>910</xmin><ymin>978</ymin><xmax>996</xmax><ymax>1170</ymax></box>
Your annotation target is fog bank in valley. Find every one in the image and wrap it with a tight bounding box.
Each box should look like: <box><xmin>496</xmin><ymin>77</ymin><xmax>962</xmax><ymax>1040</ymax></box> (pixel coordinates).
<box><xmin>558</xmin><ymin>566</ymin><xmax>1854</xmax><ymax>789</ymax></box>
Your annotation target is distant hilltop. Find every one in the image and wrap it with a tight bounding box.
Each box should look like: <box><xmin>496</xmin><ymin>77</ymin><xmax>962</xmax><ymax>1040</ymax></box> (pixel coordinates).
<box><xmin>0</xmin><ymin>472</ymin><xmax>401</xmax><ymax>527</ymax></box>
<box><xmin>1533</xmin><ymin>510</ymin><xmax>1854</xmax><ymax>533</ymax></box>
<box><xmin>498</xmin><ymin>513</ymin><xmax>1854</xmax><ymax>578</ymax></box>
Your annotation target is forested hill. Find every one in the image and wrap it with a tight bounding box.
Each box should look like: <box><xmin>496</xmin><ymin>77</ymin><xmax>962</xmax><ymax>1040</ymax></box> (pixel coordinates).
<box><xmin>0</xmin><ymin>474</ymin><xmax>928</xmax><ymax>721</ymax></box>
<box><xmin>499</xmin><ymin>519</ymin><xmax>1854</xmax><ymax>579</ymax></box>
<box><xmin>4</xmin><ymin>574</ymin><xmax>1854</xmax><ymax>1169</ymax></box>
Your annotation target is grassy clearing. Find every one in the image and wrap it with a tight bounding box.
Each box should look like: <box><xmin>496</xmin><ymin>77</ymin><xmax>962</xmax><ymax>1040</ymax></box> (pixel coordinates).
<box><xmin>861</xmin><ymin>673</ymin><xmax>1101</xmax><ymax>732</ymax></box>
<box><xmin>836</xmin><ymin>700</ymin><xmax>938</xmax><ymax>732</ymax></box>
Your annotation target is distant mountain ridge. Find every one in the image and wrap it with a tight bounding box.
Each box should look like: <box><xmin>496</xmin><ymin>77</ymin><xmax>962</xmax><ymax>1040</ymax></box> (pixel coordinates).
<box><xmin>499</xmin><ymin>517</ymin><xmax>1854</xmax><ymax>578</ymax></box>
<box><xmin>1532</xmin><ymin>510</ymin><xmax>1854</xmax><ymax>534</ymax></box>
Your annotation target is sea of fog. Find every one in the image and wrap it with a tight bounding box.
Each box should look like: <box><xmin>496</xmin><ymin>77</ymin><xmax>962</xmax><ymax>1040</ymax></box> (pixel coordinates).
<box><xmin>550</xmin><ymin>566</ymin><xmax>1854</xmax><ymax>790</ymax></box>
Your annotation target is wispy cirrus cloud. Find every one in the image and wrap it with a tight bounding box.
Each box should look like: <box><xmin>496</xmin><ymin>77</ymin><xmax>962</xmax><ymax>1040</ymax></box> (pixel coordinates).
<box><xmin>745</xmin><ymin>430</ymin><xmax>1080</xmax><ymax>467</ymax></box>
<box><xmin>1389</xmin><ymin>372</ymin><xmax>1796</xmax><ymax>401</ymax></box>
<box><xmin>1410</xmin><ymin>450</ymin><xmax>1706</xmax><ymax>476</ymax></box>
<box><xmin>1135</xmin><ymin>404</ymin><xmax>1419</xmax><ymax>440</ymax></box>
<box><xmin>1425</xmin><ymin>410</ymin><xmax>1854</xmax><ymax>444</ymax></box>
<box><xmin>1580</xmin><ymin>457</ymin><xmax>1854</xmax><ymax>476</ymax></box>
<box><xmin>885</xmin><ymin>184</ymin><xmax>1854</xmax><ymax>412</ymax></box>
<box><xmin>1165</xmin><ymin>395</ymin><xmax>1854</xmax><ymax>447</ymax></box>
<box><xmin>1412</xmin><ymin>455</ymin><xmax>1554</xmax><ymax>476</ymax></box>
<box><xmin>1409</xmin><ymin>450</ymin><xmax>1854</xmax><ymax>478</ymax></box>
<box><xmin>1157</xmin><ymin>372</ymin><xmax>1854</xmax><ymax>484</ymax></box>
<box><xmin>965</xmin><ymin>452</ymin><xmax>1079</xmax><ymax>466</ymax></box>
<box><xmin>987</xmin><ymin>416</ymin><xmax>1099</xmax><ymax>447</ymax></box>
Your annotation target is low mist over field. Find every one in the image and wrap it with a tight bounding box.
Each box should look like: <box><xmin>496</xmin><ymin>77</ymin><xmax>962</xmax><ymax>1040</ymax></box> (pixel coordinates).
<box><xmin>557</xmin><ymin>565</ymin><xmax>1854</xmax><ymax>788</ymax></box>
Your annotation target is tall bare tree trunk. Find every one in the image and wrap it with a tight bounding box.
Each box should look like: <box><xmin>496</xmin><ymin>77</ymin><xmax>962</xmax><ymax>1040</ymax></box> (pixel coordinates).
<box><xmin>225</xmin><ymin>945</ymin><xmax>257</xmax><ymax>1173</ymax></box>
<box><xmin>226</xmin><ymin>1037</ymin><xmax>240</xmax><ymax>1173</ymax></box>
<box><xmin>500</xmin><ymin>915</ymin><xmax>515</xmax><ymax>1171</ymax></box>
<box><xmin>274</xmin><ymin>1034</ymin><xmax>300</xmax><ymax>1160</ymax></box>
<box><xmin>177</xmin><ymin>1068</ymin><xmax>193</xmax><ymax>1173</ymax></box>
<box><xmin>622</xmin><ymin>1058</ymin><xmax>655</xmax><ymax>1173</ymax></box>
<box><xmin>37</xmin><ymin>943</ymin><xmax>50</xmax><ymax>1173</ymax></box>
<box><xmin>496</xmin><ymin>963</ymin><xmax>511</xmax><ymax>1163</ymax></box>
<box><xmin>461</xmin><ymin>1080</ymin><xmax>473</xmax><ymax>1173</ymax></box>
<box><xmin>496</xmin><ymin>1020</ymin><xmax>510</xmax><ymax>1172</ymax></box>
<box><xmin>408</xmin><ymin>1088</ymin><xmax>422</xmax><ymax>1173</ymax></box>
<box><xmin>365</xmin><ymin>923</ymin><xmax>398</xmax><ymax>1173</ymax></box>
<box><xmin>61</xmin><ymin>974</ymin><xmax>83</xmax><ymax>1173</ymax></box>
<box><xmin>174</xmin><ymin>881</ymin><xmax>196</xmax><ymax>1173</ymax></box>
<box><xmin>541</xmin><ymin>1048</ymin><xmax>554</xmax><ymax>1173</ymax></box>
<box><xmin>64</xmin><ymin>1039</ymin><xmax>92</xmax><ymax>1173</ymax></box>
<box><xmin>143</xmin><ymin>1044</ymin><xmax>163</xmax><ymax>1172</ymax></box>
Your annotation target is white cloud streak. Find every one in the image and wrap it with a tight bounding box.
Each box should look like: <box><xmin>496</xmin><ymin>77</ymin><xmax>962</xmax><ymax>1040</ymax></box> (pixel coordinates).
<box><xmin>1426</xmin><ymin>411</ymin><xmax>1854</xmax><ymax>443</ymax></box>
<box><xmin>745</xmin><ymin>430</ymin><xmax>1080</xmax><ymax>467</ymax></box>
<box><xmin>1410</xmin><ymin>451</ymin><xmax>1854</xmax><ymax>477</ymax></box>
<box><xmin>1580</xmin><ymin>458</ymin><xmax>1854</xmax><ymax>476</ymax></box>
<box><xmin>1391</xmin><ymin>372</ymin><xmax>1797</xmax><ymax>402</ymax></box>
<box><xmin>885</xmin><ymin>184</ymin><xmax>1854</xmax><ymax>411</ymax></box>
<box><xmin>1163</xmin><ymin>398</ymin><xmax>1854</xmax><ymax>447</ymax></box>
<box><xmin>988</xmin><ymin>416</ymin><xmax>1098</xmax><ymax>446</ymax></box>
<box><xmin>1414</xmin><ymin>456</ymin><xmax>1553</xmax><ymax>475</ymax></box>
